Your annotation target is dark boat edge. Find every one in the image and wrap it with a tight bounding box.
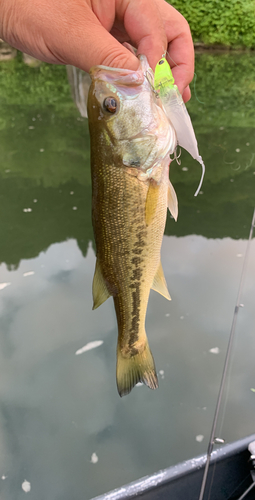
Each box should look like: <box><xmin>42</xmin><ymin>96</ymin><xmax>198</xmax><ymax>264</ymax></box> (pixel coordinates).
<box><xmin>91</xmin><ymin>433</ymin><xmax>255</xmax><ymax>500</ymax></box>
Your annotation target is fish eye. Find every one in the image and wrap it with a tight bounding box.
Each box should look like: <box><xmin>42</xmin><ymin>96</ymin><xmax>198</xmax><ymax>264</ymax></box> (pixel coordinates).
<box><xmin>103</xmin><ymin>97</ymin><xmax>117</xmax><ymax>114</ymax></box>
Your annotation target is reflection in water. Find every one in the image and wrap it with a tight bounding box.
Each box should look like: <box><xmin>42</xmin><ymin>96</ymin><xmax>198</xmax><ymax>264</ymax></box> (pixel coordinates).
<box><xmin>0</xmin><ymin>52</ymin><xmax>255</xmax><ymax>499</ymax></box>
<box><xmin>0</xmin><ymin>236</ymin><xmax>255</xmax><ymax>499</ymax></box>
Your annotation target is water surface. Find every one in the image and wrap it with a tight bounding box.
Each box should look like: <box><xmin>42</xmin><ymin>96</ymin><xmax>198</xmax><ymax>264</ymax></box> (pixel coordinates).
<box><xmin>0</xmin><ymin>52</ymin><xmax>255</xmax><ymax>500</ymax></box>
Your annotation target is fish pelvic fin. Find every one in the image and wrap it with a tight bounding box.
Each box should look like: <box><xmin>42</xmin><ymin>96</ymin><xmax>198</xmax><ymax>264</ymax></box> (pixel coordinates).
<box><xmin>92</xmin><ymin>259</ymin><xmax>111</xmax><ymax>310</ymax></box>
<box><xmin>116</xmin><ymin>339</ymin><xmax>158</xmax><ymax>397</ymax></box>
<box><xmin>152</xmin><ymin>260</ymin><xmax>171</xmax><ymax>300</ymax></box>
<box><xmin>145</xmin><ymin>180</ymin><xmax>160</xmax><ymax>226</ymax></box>
<box><xmin>168</xmin><ymin>180</ymin><xmax>178</xmax><ymax>221</ymax></box>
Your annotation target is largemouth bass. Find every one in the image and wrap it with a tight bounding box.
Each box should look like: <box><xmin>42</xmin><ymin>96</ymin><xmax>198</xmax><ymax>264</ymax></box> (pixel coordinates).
<box><xmin>88</xmin><ymin>56</ymin><xmax>178</xmax><ymax>397</ymax></box>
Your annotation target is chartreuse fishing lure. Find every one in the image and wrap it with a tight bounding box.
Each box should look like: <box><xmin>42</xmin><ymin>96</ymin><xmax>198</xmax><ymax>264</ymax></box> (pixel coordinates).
<box><xmin>154</xmin><ymin>57</ymin><xmax>205</xmax><ymax>196</ymax></box>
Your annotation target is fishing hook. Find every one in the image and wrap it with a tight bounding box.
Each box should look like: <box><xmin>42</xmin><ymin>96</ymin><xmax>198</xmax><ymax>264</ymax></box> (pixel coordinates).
<box><xmin>145</xmin><ymin>70</ymin><xmax>159</xmax><ymax>98</ymax></box>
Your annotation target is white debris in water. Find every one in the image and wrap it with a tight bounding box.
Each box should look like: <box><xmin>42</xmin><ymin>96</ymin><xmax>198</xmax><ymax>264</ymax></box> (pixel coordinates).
<box><xmin>32</xmin><ymin>117</ymin><xmax>36</xmax><ymax>121</ymax></box>
<box><xmin>236</xmin><ymin>253</ymin><xmax>243</xmax><ymax>257</ymax></box>
<box><xmin>75</xmin><ymin>340</ymin><xmax>103</xmax><ymax>355</ymax></box>
<box><xmin>70</xmin><ymin>191</ymin><xmax>74</xmax><ymax>195</ymax></box>
<box><xmin>159</xmin><ymin>370</ymin><xmax>165</xmax><ymax>380</ymax></box>
<box><xmin>182</xmin><ymin>167</ymin><xmax>188</xmax><ymax>171</ymax></box>
<box><xmin>33</xmin><ymin>199</ymin><xmax>37</xmax><ymax>203</ymax></box>
<box><xmin>196</xmin><ymin>435</ymin><xmax>204</xmax><ymax>443</ymax></box>
<box><xmin>28</xmin><ymin>126</ymin><xmax>34</xmax><ymax>130</ymax></box>
<box><xmin>250</xmin><ymin>388</ymin><xmax>255</xmax><ymax>393</ymax></box>
<box><xmin>5</xmin><ymin>169</ymin><xmax>10</xmax><ymax>173</ymax></box>
<box><xmin>180</xmin><ymin>316</ymin><xmax>184</xmax><ymax>320</ymax></box>
<box><xmin>165</xmin><ymin>313</ymin><xmax>170</xmax><ymax>317</ymax></box>
<box><xmin>230</xmin><ymin>179</ymin><xmax>234</xmax><ymax>182</ymax></box>
<box><xmin>202</xmin><ymin>407</ymin><xmax>207</xmax><ymax>410</ymax></box>
<box><xmin>0</xmin><ymin>282</ymin><xmax>11</xmax><ymax>291</ymax></box>
<box><xmin>235</xmin><ymin>148</ymin><xmax>240</xmax><ymax>152</ymax></box>
<box><xmin>246</xmin><ymin>142</ymin><xmax>250</xmax><ymax>146</ymax></box>
<box><xmin>23</xmin><ymin>271</ymin><xmax>35</xmax><ymax>277</ymax></box>
<box><xmin>72</xmin><ymin>206</ymin><xmax>77</xmax><ymax>210</ymax></box>
<box><xmin>219</xmin><ymin>126</ymin><xmax>224</xmax><ymax>130</ymax></box>
<box><xmin>22</xmin><ymin>480</ymin><xmax>31</xmax><ymax>493</ymax></box>
<box><xmin>136</xmin><ymin>382</ymin><xmax>143</xmax><ymax>387</ymax></box>
<box><xmin>39</xmin><ymin>148</ymin><xmax>44</xmax><ymax>152</ymax></box>
<box><xmin>23</xmin><ymin>208</ymin><xmax>32</xmax><ymax>213</ymax></box>
<box><xmin>1</xmin><ymin>475</ymin><xmax>6</xmax><ymax>480</ymax></box>
<box><xmin>239</xmin><ymin>304</ymin><xmax>244</xmax><ymax>308</ymax></box>
<box><xmin>199</xmin><ymin>191</ymin><xmax>203</xmax><ymax>195</ymax></box>
<box><xmin>90</xmin><ymin>453</ymin><xmax>98</xmax><ymax>464</ymax></box>
<box><xmin>209</xmin><ymin>347</ymin><xmax>220</xmax><ymax>354</ymax></box>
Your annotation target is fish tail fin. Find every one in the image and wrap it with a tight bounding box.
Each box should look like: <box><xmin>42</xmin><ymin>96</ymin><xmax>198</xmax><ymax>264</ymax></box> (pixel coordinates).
<box><xmin>116</xmin><ymin>339</ymin><xmax>158</xmax><ymax>397</ymax></box>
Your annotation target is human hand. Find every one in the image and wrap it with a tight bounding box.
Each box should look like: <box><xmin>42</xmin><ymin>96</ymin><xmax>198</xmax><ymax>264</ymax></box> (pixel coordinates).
<box><xmin>0</xmin><ymin>0</ymin><xmax>194</xmax><ymax>102</ymax></box>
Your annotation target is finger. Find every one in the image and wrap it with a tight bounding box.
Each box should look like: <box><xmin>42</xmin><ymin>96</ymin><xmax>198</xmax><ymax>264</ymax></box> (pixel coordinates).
<box><xmin>182</xmin><ymin>86</ymin><xmax>191</xmax><ymax>103</ymax></box>
<box><xmin>167</xmin><ymin>35</ymin><xmax>194</xmax><ymax>95</ymax></box>
<box><xmin>156</xmin><ymin>2</ymin><xmax>194</xmax><ymax>93</ymax></box>
<box><xmin>122</xmin><ymin>0</ymin><xmax>167</xmax><ymax>70</ymax></box>
<box><xmin>46</xmin><ymin>3</ymin><xmax>141</xmax><ymax>71</ymax></box>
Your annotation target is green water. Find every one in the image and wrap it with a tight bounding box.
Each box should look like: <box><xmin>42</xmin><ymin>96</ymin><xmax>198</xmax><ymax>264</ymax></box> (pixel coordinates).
<box><xmin>0</xmin><ymin>52</ymin><xmax>254</xmax><ymax>500</ymax></box>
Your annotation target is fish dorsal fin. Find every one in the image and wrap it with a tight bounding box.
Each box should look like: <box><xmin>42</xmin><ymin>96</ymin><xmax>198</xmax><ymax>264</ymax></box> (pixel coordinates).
<box><xmin>145</xmin><ymin>180</ymin><xmax>160</xmax><ymax>226</ymax></box>
<box><xmin>152</xmin><ymin>261</ymin><xmax>171</xmax><ymax>300</ymax></box>
<box><xmin>168</xmin><ymin>181</ymin><xmax>178</xmax><ymax>221</ymax></box>
<box><xmin>92</xmin><ymin>259</ymin><xmax>111</xmax><ymax>310</ymax></box>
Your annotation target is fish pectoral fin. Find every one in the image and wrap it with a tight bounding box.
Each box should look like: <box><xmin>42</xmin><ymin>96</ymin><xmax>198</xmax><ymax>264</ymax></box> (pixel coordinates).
<box><xmin>116</xmin><ymin>339</ymin><xmax>158</xmax><ymax>397</ymax></box>
<box><xmin>168</xmin><ymin>181</ymin><xmax>178</xmax><ymax>221</ymax></box>
<box><xmin>152</xmin><ymin>261</ymin><xmax>171</xmax><ymax>300</ymax></box>
<box><xmin>145</xmin><ymin>180</ymin><xmax>160</xmax><ymax>226</ymax></box>
<box><xmin>92</xmin><ymin>259</ymin><xmax>111</xmax><ymax>310</ymax></box>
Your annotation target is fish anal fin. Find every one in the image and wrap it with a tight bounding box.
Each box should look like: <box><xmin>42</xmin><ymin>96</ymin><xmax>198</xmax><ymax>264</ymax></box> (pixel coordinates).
<box><xmin>92</xmin><ymin>259</ymin><xmax>111</xmax><ymax>310</ymax></box>
<box><xmin>168</xmin><ymin>181</ymin><xmax>178</xmax><ymax>221</ymax></box>
<box><xmin>152</xmin><ymin>260</ymin><xmax>171</xmax><ymax>300</ymax></box>
<box><xmin>145</xmin><ymin>180</ymin><xmax>160</xmax><ymax>226</ymax></box>
<box><xmin>117</xmin><ymin>339</ymin><xmax>158</xmax><ymax>397</ymax></box>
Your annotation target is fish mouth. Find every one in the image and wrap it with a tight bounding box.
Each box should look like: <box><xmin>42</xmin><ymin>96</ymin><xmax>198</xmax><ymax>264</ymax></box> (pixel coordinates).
<box><xmin>89</xmin><ymin>54</ymin><xmax>150</xmax><ymax>87</ymax></box>
<box><xmin>89</xmin><ymin>65</ymin><xmax>144</xmax><ymax>87</ymax></box>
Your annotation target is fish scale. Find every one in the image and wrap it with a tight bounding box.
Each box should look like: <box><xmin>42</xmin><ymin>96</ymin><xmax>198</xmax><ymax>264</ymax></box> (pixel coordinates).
<box><xmin>88</xmin><ymin>56</ymin><xmax>177</xmax><ymax>396</ymax></box>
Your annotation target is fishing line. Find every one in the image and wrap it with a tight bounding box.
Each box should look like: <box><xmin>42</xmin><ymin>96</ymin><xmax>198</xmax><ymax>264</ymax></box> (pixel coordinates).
<box><xmin>225</xmin><ymin>473</ymin><xmax>254</xmax><ymax>500</ymax></box>
<box><xmin>236</xmin><ymin>482</ymin><xmax>255</xmax><ymax>500</ymax></box>
<box><xmin>204</xmin><ymin>206</ymin><xmax>255</xmax><ymax>500</ymax></box>
<box><xmin>165</xmin><ymin>50</ymin><xmax>204</xmax><ymax>104</ymax></box>
<box><xmin>198</xmin><ymin>207</ymin><xmax>255</xmax><ymax>500</ymax></box>
<box><xmin>192</xmin><ymin>72</ymin><xmax>205</xmax><ymax>105</ymax></box>
<box><xmin>244</xmin><ymin>152</ymin><xmax>255</xmax><ymax>170</ymax></box>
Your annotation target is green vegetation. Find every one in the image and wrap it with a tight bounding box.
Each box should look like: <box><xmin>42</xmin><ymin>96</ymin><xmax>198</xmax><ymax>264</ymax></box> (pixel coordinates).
<box><xmin>0</xmin><ymin>52</ymin><xmax>71</xmax><ymax>108</ymax></box>
<box><xmin>170</xmin><ymin>0</ymin><xmax>255</xmax><ymax>48</ymax></box>
<box><xmin>187</xmin><ymin>52</ymin><xmax>255</xmax><ymax>129</ymax></box>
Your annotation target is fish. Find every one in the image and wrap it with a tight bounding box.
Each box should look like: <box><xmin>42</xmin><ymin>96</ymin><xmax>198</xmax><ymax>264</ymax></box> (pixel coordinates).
<box><xmin>87</xmin><ymin>55</ymin><xmax>178</xmax><ymax>397</ymax></box>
